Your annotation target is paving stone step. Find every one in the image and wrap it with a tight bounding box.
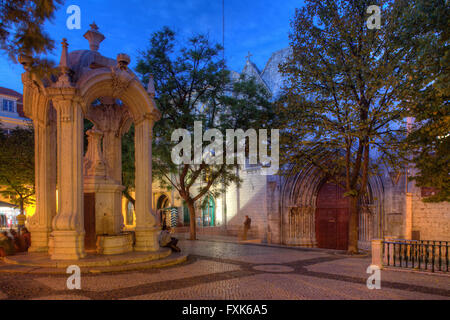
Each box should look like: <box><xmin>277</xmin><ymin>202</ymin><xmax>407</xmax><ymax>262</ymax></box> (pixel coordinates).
<box><xmin>2</xmin><ymin>248</ymin><xmax>172</xmax><ymax>268</ymax></box>
<box><xmin>0</xmin><ymin>253</ymin><xmax>188</xmax><ymax>274</ymax></box>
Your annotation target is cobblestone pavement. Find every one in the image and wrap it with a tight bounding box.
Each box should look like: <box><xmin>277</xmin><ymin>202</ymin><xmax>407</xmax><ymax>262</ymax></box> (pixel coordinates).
<box><xmin>0</xmin><ymin>240</ymin><xmax>449</xmax><ymax>300</ymax></box>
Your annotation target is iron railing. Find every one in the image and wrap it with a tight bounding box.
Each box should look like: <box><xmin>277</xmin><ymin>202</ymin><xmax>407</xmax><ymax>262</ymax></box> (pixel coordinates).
<box><xmin>383</xmin><ymin>239</ymin><xmax>449</xmax><ymax>273</ymax></box>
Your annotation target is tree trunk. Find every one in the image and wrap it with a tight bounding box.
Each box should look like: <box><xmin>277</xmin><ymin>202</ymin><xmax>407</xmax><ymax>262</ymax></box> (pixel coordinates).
<box><xmin>347</xmin><ymin>195</ymin><xmax>359</xmax><ymax>254</ymax></box>
<box><xmin>186</xmin><ymin>199</ymin><xmax>197</xmax><ymax>240</ymax></box>
<box><xmin>19</xmin><ymin>199</ymin><xmax>24</xmax><ymax>215</ymax></box>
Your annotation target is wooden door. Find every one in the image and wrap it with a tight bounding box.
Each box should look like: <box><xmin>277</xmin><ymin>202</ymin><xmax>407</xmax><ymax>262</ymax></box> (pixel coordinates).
<box><xmin>315</xmin><ymin>183</ymin><xmax>349</xmax><ymax>250</ymax></box>
<box><xmin>336</xmin><ymin>208</ymin><xmax>349</xmax><ymax>250</ymax></box>
<box><xmin>84</xmin><ymin>193</ymin><xmax>96</xmax><ymax>251</ymax></box>
<box><xmin>316</xmin><ymin>208</ymin><xmax>337</xmax><ymax>249</ymax></box>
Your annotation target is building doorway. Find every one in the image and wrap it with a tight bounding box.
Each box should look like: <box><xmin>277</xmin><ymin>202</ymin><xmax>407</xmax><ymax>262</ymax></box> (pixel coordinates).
<box><xmin>315</xmin><ymin>182</ymin><xmax>349</xmax><ymax>250</ymax></box>
<box><xmin>156</xmin><ymin>194</ymin><xmax>169</xmax><ymax>210</ymax></box>
<box><xmin>182</xmin><ymin>201</ymin><xmax>190</xmax><ymax>226</ymax></box>
<box><xmin>84</xmin><ymin>192</ymin><xmax>97</xmax><ymax>251</ymax></box>
<box><xmin>202</xmin><ymin>195</ymin><xmax>215</xmax><ymax>227</ymax></box>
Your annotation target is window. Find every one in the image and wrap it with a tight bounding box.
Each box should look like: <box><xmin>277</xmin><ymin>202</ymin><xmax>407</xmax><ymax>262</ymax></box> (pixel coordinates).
<box><xmin>201</xmin><ymin>195</ymin><xmax>215</xmax><ymax>227</ymax></box>
<box><xmin>2</xmin><ymin>99</ymin><xmax>15</xmax><ymax>112</ymax></box>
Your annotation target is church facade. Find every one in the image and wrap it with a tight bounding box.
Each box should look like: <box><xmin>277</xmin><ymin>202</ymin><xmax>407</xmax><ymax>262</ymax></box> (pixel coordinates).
<box><xmin>145</xmin><ymin>48</ymin><xmax>450</xmax><ymax>250</ymax></box>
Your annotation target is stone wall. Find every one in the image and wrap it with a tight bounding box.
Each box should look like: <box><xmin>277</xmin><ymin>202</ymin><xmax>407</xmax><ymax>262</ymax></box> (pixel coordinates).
<box><xmin>411</xmin><ymin>185</ymin><xmax>450</xmax><ymax>241</ymax></box>
<box><xmin>380</xmin><ymin>169</ymin><xmax>449</xmax><ymax>241</ymax></box>
<box><xmin>222</xmin><ymin>166</ymin><xmax>268</xmax><ymax>239</ymax></box>
<box><xmin>266</xmin><ymin>175</ymin><xmax>282</xmax><ymax>244</ymax></box>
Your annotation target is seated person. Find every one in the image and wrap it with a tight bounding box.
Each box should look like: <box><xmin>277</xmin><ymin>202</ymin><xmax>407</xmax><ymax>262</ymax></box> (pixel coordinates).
<box><xmin>0</xmin><ymin>231</ymin><xmax>15</xmax><ymax>257</ymax></box>
<box><xmin>159</xmin><ymin>226</ymin><xmax>181</xmax><ymax>252</ymax></box>
<box><xmin>20</xmin><ymin>228</ymin><xmax>31</xmax><ymax>251</ymax></box>
<box><xmin>9</xmin><ymin>229</ymin><xmax>22</xmax><ymax>252</ymax></box>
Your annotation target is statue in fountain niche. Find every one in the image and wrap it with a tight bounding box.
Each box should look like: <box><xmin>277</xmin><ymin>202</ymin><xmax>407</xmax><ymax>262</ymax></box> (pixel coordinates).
<box><xmin>83</xmin><ymin>123</ymin><xmax>129</xmax><ymax>252</ymax></box>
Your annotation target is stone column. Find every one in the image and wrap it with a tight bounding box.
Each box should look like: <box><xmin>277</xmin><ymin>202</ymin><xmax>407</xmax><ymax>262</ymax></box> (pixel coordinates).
<box><xmin>28</xmin><ymin>108</ymin><xmax>57</xmax><ymax>252</ymax></box>
<box><xmin>134</xmin><ymin>115</ymin><xmax>159</xmax><ymax>251</ymax></box>
<box><xmin>50</xmin><ymin>94</ymin><xmax>86</xmax><ymax>260</ymax></box>
<box><xmin>307</xmin><ymin>207</ymin><xmax>317</xmax><ymax>247</ymax></box>
<box><xmin>371</xmin><ymin>239</ymin><xmax>383</xmax><ymax>269</ymax></box>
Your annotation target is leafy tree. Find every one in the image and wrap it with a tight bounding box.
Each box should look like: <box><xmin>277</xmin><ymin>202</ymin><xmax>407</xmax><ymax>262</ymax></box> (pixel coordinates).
<box><xmin>278</xmin><ymin>0</ymin><xmax>413</xmax><ymax>253</ymax></box>
<box><xmin>135</xmin><ymin>27</ymin><xmax>273</xmax><ymax>239</ymax></box>
<box><xmin>399</xmin><ymin>0</ymin><xmax>449</xmax><ymax>202</ymax></box>
<box><xmin>0</xmin><ymin>124</ymin><xmax>35</xmax><ymax>216</ymax></box>
<box><xmin>0</xmin><ymin>0</ymin><xmax>62</xmax><ymax>68</ymax></box>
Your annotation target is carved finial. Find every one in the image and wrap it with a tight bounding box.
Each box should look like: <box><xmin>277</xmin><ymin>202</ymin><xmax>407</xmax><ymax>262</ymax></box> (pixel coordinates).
<box><xmin>56</xmin><ymin>38</ymin><xmax>72</xmax><ymax>86</ymax></box>
<box><xmin>60</xmin><ymin>38</ymin><xmax>69</xmax><ymax>68</ymax></box>
<box><xmin>116</xmin><ymin>53</ymin><xmax>130</xmax><ymax>70</ymax></box>
<box><xmin>83</xmin><ymin>22</ymin><xmax>105</xmax><ymax>51</ymax></box>
<box><xmin>147</xmin><ymin>74</ymin><xmax>155</xmax><ymax>97</ymax></box>
<box><xmin>89</xmin><ymin>22</ymin><xmax>99</xmax><ymax>31</ymax></box>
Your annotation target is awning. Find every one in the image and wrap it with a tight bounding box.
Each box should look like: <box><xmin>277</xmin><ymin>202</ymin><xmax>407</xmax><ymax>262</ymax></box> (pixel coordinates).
<box><xmin>0</xmin><ymin>201</ymin><xmax>17</xmax><ymax>208</ymax></box>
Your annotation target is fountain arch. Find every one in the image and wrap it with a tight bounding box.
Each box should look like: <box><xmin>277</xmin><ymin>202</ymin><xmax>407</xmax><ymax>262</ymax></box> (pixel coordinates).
<box><xmin>20</xmin><ymin>24</ymin><xmax>160</xmax><ymax>260</ymax></box>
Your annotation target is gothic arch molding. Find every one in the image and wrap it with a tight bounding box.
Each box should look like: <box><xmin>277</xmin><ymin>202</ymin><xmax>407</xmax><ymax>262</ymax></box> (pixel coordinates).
<box><xmin>280</xmin><ymin>156</ymin><xmax>385</xmax><ymax>248</ymax></box>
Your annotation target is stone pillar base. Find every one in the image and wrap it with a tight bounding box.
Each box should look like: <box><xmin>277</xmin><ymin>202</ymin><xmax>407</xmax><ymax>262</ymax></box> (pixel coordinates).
<box><xmin>97</xmin><ymin>233</ymin><xmax>133</xmax><ymax>255</ymax></box>
<box><xmin>28</xmin><ymin>229</ymin><xmax>51</xmax><ymax>253</ymax></box>
<box><xmin>134</xmin><ymin>227</ymin><xmax>160</xmax><ymax>252</ymax></box>
<box><xmin>285</xmin><ymin>238</ymin><xmax>317</xmax><ymax>247</ymax></box>
<box><xmin>371</xmin><ymin>239</ymin><xmax>383</xmax><ymax>269</ymax></box>
<box><xmin>50</xmin><ymin>230</ymin><xmax>86</xmax><ymax>260</ymax></box>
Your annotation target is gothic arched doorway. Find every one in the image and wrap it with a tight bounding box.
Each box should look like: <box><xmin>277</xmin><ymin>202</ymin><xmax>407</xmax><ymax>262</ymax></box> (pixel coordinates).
<box><xmin>202</xmin><ymin>196</ymin><xmax>215</xmax><ymax>227</ymax></box>
<box><xmin>315</xmin><ymin>182</ymin><xmax>349</xmax><ymax>250</ymax></box>
<box><xmin>156</xmin><ymin>194</ymin><xmax>169</xmax><ymax>210</ymax></box>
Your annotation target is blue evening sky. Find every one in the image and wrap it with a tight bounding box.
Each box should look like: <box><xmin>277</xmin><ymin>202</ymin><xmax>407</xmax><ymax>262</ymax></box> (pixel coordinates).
<box><xmin>0</xmin><ymin>0</ymin><xmax>303</xmax><ymax>93</ymax></box>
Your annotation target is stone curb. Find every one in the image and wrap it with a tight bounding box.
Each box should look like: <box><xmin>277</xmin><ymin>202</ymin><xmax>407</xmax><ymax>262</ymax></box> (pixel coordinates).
<box><xmin>0</xmin><ymin>254</ymin><xmax>188</xmax><ymax>274</ymax></box>
<box><xmin>180</xmin><ymin>236</ymin><xmax>361</xmax><ymax>256</ymax></box>
<box><xmin>2</xmin><ymin>248</ymin><xmax>172</xmax><ymax>268</ymax></box>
